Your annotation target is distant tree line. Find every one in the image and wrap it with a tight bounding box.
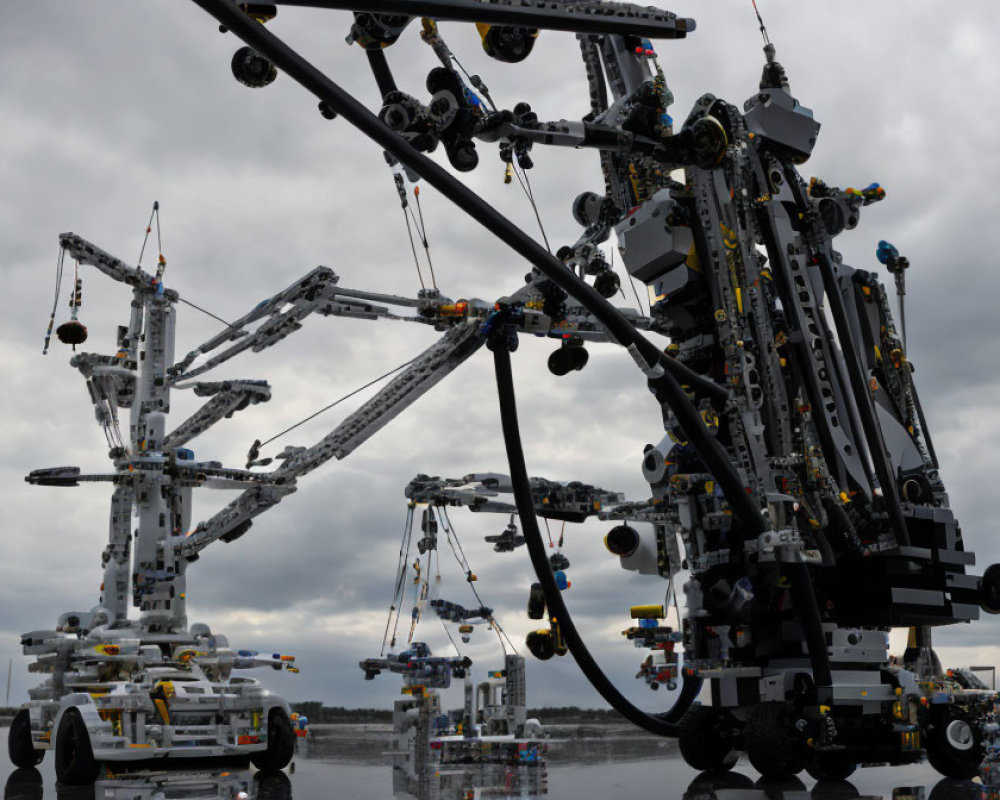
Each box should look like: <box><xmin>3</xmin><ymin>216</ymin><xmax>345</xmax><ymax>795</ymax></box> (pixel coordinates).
<box><xmin>288</xmin><ymin>701</ymin><xmax>625</xmax><ymax>724</ymax></box>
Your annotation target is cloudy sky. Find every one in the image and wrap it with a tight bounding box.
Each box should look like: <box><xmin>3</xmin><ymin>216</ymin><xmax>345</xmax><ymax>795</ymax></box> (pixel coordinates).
<box><xmin>3</xmin><ymin>2</ymin><xmax>1000</xmax><ymax>716</ymax></box>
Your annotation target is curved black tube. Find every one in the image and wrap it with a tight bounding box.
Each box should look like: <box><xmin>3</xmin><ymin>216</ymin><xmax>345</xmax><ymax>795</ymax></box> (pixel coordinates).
<box><xmin>784</xmin><ymin>561</ymin><xmax>833</xmax><ymax>689</ymax></box>
<box><xmin>493</xmin><ymin>342</ymin><xmax>699</xmax><ymax>736</ymax></box>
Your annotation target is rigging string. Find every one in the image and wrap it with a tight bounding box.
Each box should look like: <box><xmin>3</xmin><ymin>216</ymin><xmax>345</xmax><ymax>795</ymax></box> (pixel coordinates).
<box><xmin>510</xmin><ymin>162</ymin><xmax>551</xmax><ymax>253</ymax></box>
<box><xmin>543</xmin><ymin>517</ymin><xmax>554</xmax><ymax>548</ymax></box>
<box><xmin>178</xmin><ymin>297</ymin><xmax>239</xmax><ymax>330</ymax></box>
<box><xmin>137</xmin><ymin>202</ymin><xmax>157</xmax><ymax>268</ymax></box>
<box><xmin>154</xmin><ymin>202</ymin><xmax>167</xmax><ymax>282</ymax></box>
<box><xmin>253</xmin><ymin>356</ymin><xmax>417</xmax><ymax>451</ymax></box>
<box><xmin>430</xmin><ymin>545</ymin><xmax>464</xmax><ymax>656</ymax></box>
<box><xmin>383</xmin><ymin>502</ymin><xmax>416</xmax><ymax>655</ymax></box>
<box><xmin>42</xmin><ymin>245</ymin><xmax>67</xmax><ymax>354</ymax></box>
<box><xmin>613</xmin><ymin>247</ymin><xmax>646</xmax><ymax>315</ymax></box>
<box><xmin>438</xmin><ymin>506</ymin><xmax>518</xmax><ymax>654</ymax></box>
<box><xmin>750</xmin><ymin>0</ymin><xmax>771</xmax><ymax>46</ymax></box>
<box><xmin>393</xmin><ymin>172</ymin><xmax>427</xmax><ymax>290</ymax></box>
<box><xmin>412</xmin><ymin>186</ymin><xmax>439</xmax><ymax>289</ymax></box>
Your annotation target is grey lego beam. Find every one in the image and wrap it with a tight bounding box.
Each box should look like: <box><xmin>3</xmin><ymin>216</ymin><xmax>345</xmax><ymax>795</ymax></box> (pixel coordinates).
<box><xmin>271</xmin><ymin>0</ymin><xmax>695</xmax><ymax>39</ymax></box>
<box><xmin>59</xmin><ymin>233</ymin><xmax>174</xmax><ymax>297</ymax></box>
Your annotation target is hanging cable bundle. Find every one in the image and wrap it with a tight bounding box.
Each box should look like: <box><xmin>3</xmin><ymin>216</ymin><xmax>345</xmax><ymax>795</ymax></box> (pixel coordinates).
<box><xmin>42</xmin><ymin>245</ymin><xmax>67</xmax><ymax>354</ymax></box>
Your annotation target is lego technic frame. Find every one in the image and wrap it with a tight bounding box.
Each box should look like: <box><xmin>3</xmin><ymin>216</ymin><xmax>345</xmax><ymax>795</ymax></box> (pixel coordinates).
<box><xmin>12</xmin><ymin>0</ymin><xmax>1000</xmax><ymax>787</ymax></box>
<box><xmin>184</xmin><ymin>0</ymin><xmax>1000</xmax><ymax>781</ymax></box>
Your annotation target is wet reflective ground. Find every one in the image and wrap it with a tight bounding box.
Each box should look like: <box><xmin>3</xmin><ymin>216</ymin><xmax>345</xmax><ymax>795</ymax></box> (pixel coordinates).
<box><xmin>1</xmin><ymin>727</ymin><xmax>988</xmax><ymax>799</ymax></box>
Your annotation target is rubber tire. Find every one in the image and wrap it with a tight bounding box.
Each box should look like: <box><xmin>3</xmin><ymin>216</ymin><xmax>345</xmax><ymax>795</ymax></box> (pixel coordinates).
<box><xmin>54</xmin><ymin>709</ymin><xmax>99</xmax><ymax>785</ymax></box>
<box><xmin>980</xmin><ymin>563</ymin><xmax>1000</xmax><ymax>614</ymax></box>
<box><xmin>678</xmin><ymin>705</ymin><xmax>737</xmax><ymax>772</ymax></box>
<box><xmin>744</xmin><ymin>702</ymin><xmax>808</xmax><ymax>779</ymax></box>
<box><xmin>254</xmin><ymin>770</ymin><xmax>292</xmax><ymax>800</ymax></box>
<box><xmin>9</xmin><ymin>709</ymin><xmax>44</xmax><ymax>768</ymax></box>
<box><xmin>925</xmin><ymin>706</ymin><xmax>982</xmax><ymax>780</ymax></box>
<box><xmin>805</xmin><ymin>753</ymin><xmax>857</xmax><ymax>781</ymax></box>
<box><xmin>250</xmin><ymin>707</ymin><xmax>295</xmax><ymax>771</ymax></box>
<box><xmin>4</xmin><ymin>768</ymin><xmax>43</xmax><ymax>800</ymax></box>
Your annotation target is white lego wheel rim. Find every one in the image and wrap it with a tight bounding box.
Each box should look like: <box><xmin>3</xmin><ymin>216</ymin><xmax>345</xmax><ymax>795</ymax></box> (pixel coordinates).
<box><xmin>945</xmin><ymin>718</ymin><xmax>974</xmax><ymax>751</ymax></box>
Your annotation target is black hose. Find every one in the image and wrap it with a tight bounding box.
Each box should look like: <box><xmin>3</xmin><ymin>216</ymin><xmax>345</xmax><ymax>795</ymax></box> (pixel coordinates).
<box><xmin>366</xmin><ymin>49</ymin><xmax>397</xmax><ymax>99</ymax></box>
<box><xmin>492</xmin><ymin>341</ymin><xmax>699</xmax><ymax>736</ymax></box>
<box><xmin>783</xmin><ymin>561</ymin><xmax>833</xmax><ymax>689</ymax></box>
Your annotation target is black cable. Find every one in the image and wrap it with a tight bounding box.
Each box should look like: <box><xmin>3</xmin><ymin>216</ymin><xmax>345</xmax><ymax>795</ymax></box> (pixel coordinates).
<box><xmin>366</xmin><ymin>49</ymin><xmax>397</xmax><ymax>99</ymax></box>
<box><xmin>784</xmin><ymin>561</ymin><xmax>833</xmax><ymax>689</ymax></box>
<box><xmin>491</xmin><ymin>341</ymin><xmax>698</xmax><ymax>736</ymax></box>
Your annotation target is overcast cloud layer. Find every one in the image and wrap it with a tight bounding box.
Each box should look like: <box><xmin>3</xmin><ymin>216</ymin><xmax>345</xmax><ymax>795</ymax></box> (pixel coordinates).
<box><xmin>2</xmin><ymin>2</ymin><xmax>1000</xmax><ymax>714</ymax></box>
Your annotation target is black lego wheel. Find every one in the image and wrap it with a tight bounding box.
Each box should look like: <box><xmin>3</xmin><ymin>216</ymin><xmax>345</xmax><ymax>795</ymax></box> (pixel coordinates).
<box><xmin>980</xmin><ymin>563</ymin><xmax>1000</xmax><ymax>614</ymax></box>
<box><xmin>925</xmin><ymin>705</ymin><xmax>982</xmax><ymax>780</ymax></box>
<box><xmin>744</xmin><ymin>702</ymin><xmax>809</xmax><ymax>778</ymax></box>
<box><xmin>254</xmin><ymin>769</ymin><xmax>293</xmax><ymax>800</ymax></box>
<box><xmin>4</xmin><ymin>768</ymin><xmax>43</xmax><ymax>800</ymax></box>
<box><xmin>54</xmin><ymin>708</ymin><xmax>99</xmax><ymax>785</ymax></box>
<box><xmin>9</xmin><ymin>709</ymin><xmax>45</xmax><ymax>768</ymax></box>
<box><xmin>805</xmin><ymin>752</ymin><xmax>857</xmax><ymax>782</ymax></box>
<box><xmin>250</xmin><ymin>707</ymin><xmax>296</xmax><ymax>771</ymax></box>
<box><xmin>678</xmin><ymin>704</ymin><xmax>737</xmax><ymax>772</ymax></box>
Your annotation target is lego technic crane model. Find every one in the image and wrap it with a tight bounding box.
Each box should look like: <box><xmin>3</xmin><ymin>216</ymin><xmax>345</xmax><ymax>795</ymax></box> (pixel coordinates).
<box><xmin>190</xmin><ymin>0</ymin><xmax>1000</xmax><ymax>782</ymax></box>
<box><xmin>11</xmin><ymin>206</ymin><xmax>645</xmax><ymax>782</ymax></box>
<box><xmin>15</xmin><ymin>0</ymin><xmax>1000</xmax><ymax>786</ymax></box>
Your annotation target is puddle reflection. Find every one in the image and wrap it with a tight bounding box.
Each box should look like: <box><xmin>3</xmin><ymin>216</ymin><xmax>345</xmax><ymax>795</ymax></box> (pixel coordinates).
<box><xmin>4</xmin><ymin>748</ymin><xmax>998</xmax><ymax>799</ymax></box>
<box><xmin>4</xmin><ymin>767</ymin><xmax>290</xmax><ymax>800</ymax></box>
<box><xmin>392</xmin><ymin>762</ymin><xmax>547</xmax><ymax>799</ymax></box>
<box><xmin>681</xmin><ymin>770</ymin><xmax>984</xmax><ymax>800</ymax></box>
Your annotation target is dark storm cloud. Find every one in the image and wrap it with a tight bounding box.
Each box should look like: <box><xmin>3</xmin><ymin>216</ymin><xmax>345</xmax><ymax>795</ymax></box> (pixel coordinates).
<box><xmin>3</xmin><ymin>1</ymin><xmax>1000</xmax><ymax>710</ymax></box>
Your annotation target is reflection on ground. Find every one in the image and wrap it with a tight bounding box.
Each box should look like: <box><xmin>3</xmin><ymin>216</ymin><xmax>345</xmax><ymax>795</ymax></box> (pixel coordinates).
<box><xmin>2</xmin><ymin>728</ymin><xmax>997</xmax><ymax>799</ymax></box>
<box><xmin>682</xmin><ymin>770</ymin><xmax>984</xmax><ymax>800</ymax></box>
<box><xmin>3</xmin><ymin>767</ymin><xmax>291</xmax><ymax>800</ymax></box>
<box><xmin>392</xmin><ymin>762</ymin><xmax>547</xmax><ymax>800</ymax></box>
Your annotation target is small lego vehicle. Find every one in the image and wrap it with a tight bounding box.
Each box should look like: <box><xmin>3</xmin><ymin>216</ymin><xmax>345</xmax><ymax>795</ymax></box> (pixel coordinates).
<box><xmin>9</xmin><ymin>622</ymin><xmax>296</xmax><ymax>783</ymax></box>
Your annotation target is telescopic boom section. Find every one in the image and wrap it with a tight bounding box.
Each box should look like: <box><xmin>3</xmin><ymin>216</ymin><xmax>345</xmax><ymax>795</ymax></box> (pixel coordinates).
<box><xmin>271</xmin><ymin>0</ymin><xmax>695</xmax><ymax>38</ymax></box>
